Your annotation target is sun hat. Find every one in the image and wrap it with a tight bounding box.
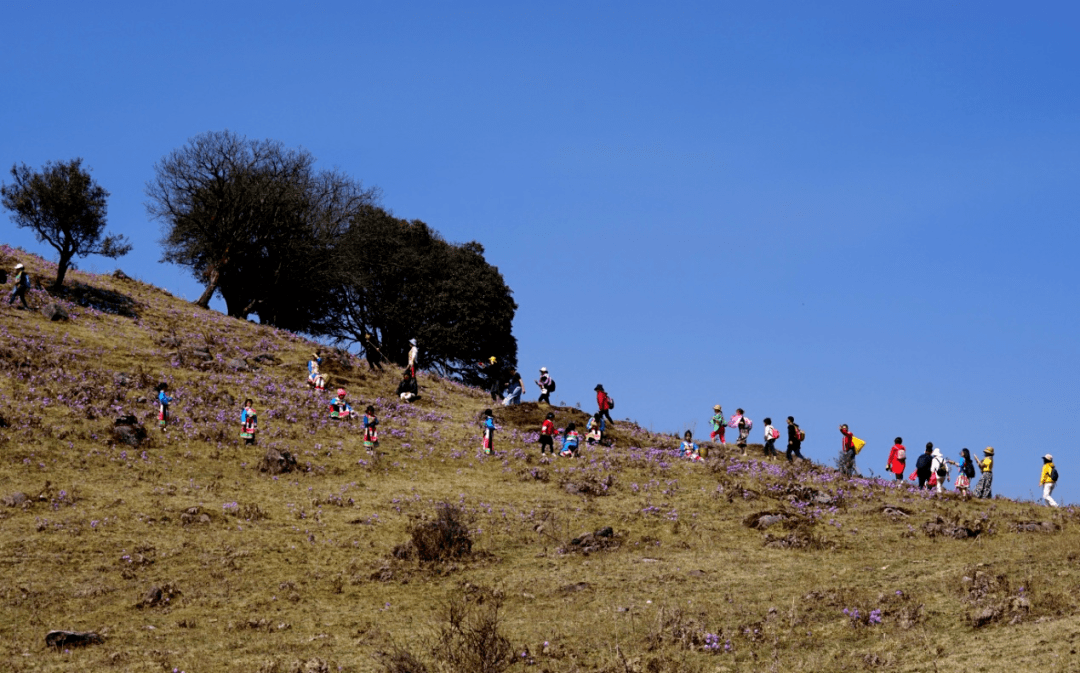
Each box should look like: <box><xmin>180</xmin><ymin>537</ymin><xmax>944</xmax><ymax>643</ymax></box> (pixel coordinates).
<box><xmin>594</xmin><ymin>384</ymin><xmax>604</xmax><ymax>391</ymax></box>
<box><xmin>713</xmin><ymin>404</ymin><xmax>721</xmax><ymax>411</ymax></box>
<box><xmin>1043</xmin><ymin>454</ymin><xmax>1053</xmax><ymax>462</ymax></box>
<box><xmin>983</xmin><ymin>447</ymin><xmax>995</xmax><ymax>456</ymax></box>
<box><xmin>337</xmin><ymin>388</ymin><xmax>346</xmax><ymax>397</ymax></box>
<box><xmin>15</xmin><ymin>263</ymin><xmax>24</xmax><ymax>270</ymax></box>
<box><xmin>539</xmin><ymin>367</ymin><xmax>547</xmax><ymax>373</ymax></box>
<box><xmin>409</xmin><ymin>338</ymin><xmax>417</xmax><ymax>346</ymax></box>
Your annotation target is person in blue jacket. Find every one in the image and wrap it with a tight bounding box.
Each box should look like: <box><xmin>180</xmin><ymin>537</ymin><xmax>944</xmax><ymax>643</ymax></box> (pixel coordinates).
<box><xmin>307</xmin><ymin>352</ymin><xmax>325</xmax><ymax>391</ymax></box>
<box><xmin>155</xmin><ymin>382</ymin><xmax>172</xmax><ymax>432</ymax></box>
<box><xmin>482</xmin><ymin>408</ymin><xmax>495</xmax><ymax>455</ymax></box>
<box><xmin>330</xmin><ymin>388</ymin><xmax>352</xmax><ymax>419</ymax></box>
<box><xmin>240</xmin><ymin>399</ymin><xmax>257</xmax><ymax>445</ymax></box>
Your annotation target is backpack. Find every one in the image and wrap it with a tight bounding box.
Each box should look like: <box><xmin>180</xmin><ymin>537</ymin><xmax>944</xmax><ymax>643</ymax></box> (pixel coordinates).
<box><xmin>964</xmin><ymin>461</ymin><xmax>975</xmax><ymax>479</ymax></box>
<box><xmin>797</xmin><ymin>427</ymin><xmax>805</xmax><ymax>442</ymax></box>
<box><xmin>607</xmin><ymin>396</ymin><xmax>614</xmax><ymax>410</ymax></box>
<box><xmin>1051</xmin><ymin>466</ymin><xmax>1059</xmax><ymax>482</ymax></box>
<box><xmin>547</xmin><ymin>378</ymin><xmax>556</xmax><ymax>392</ymax></box>
<box><xmin>768</xmin><ymin>427</ymin><xmax>780</xmax><ymax>440</ymax></box>
<box><xmin>896</xmin><ymin>447</ymin><xmax>906</xmax><ymax>461</ymax></box>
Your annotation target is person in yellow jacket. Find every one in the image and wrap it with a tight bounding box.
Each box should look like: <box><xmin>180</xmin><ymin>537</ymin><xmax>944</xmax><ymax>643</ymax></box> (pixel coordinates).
<box><xmin>1040</xmin><ymin>454</ymin><xmax>1059</xmax><ymax>508</ymax></box>
<box><xmin>973</xmin><ymin>447</ymin><xmax>994</xmax><ymax>499</ymax></box>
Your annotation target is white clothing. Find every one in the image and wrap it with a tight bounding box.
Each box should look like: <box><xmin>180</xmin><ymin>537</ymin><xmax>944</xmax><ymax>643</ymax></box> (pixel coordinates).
<box><xmin>407</xmin><ymin>346</ymin><xmax>418</xmax><ymax>367</ymax></box>
<box><xmin>1043</xmin><ymin>482</ymin><xmax>1059</xmax><ymax>508</ymax></box>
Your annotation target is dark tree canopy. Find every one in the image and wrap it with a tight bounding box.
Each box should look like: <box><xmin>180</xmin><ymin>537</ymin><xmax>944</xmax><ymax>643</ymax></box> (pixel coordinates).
<box><xmin>331</xmin><ymin>209</ymin><xmax>518</xmax><ymax>381</ymax></box>
<box><xmin>1</xmin><ymin>158</ymin><xmax>131</xmax><ymax>289</ymax></box>
<box><xmin>146</xmin><ymin>130</ymin><xmax>376</xmax><ymax>328</ymax></box>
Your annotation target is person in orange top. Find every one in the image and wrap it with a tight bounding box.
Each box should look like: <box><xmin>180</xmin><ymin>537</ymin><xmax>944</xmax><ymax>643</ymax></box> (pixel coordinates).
<box><xmin>886</xmin><ymin>437</ymin><xmax>906</xmax><ymax>481</ymax></box>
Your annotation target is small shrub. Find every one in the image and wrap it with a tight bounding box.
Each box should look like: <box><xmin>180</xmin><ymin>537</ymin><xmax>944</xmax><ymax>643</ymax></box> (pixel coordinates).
<box><xmin>412</xmin><ymin>504</ymin><xmax>473</xmax><ymax>563</ymax></box>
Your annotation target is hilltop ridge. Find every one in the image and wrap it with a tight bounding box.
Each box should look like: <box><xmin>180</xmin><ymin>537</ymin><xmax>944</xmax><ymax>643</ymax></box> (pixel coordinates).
<box><xmin>1</xmin><ymin>244</ymin><xmax>1078</xmax><ymax>673</ymax></box>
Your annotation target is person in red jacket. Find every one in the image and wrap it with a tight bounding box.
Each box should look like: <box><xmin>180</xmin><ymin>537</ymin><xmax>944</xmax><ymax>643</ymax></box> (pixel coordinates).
<box><xmin>595</xmin><ymin>384</ymin><xmax>614</xmax><ymax>425</ymax></box>
<box><xmin>539</xmin><ymin>412</ymin><xmax>556</xmax><ymax>455</ymax></box>
<box><xmin>838</xmin><ymin>424</ymin><xmax>856</xmax><ymax>477</ymax></box>
<box><xmin>886</xmin><ymin>437</ymin><xmax>906</xmax><ymax>481</ymax></box>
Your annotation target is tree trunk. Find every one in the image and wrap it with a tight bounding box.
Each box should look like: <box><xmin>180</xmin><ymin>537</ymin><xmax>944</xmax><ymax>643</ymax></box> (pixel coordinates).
<box><xmin>52</xmin><ymin>252</ymin><xmax>72</xmax><ymax>291</ymax></box>
<box><xmin>195</xmin><ymin>281</ymin><xmax>218</xmax><ymax>308</ymax></box>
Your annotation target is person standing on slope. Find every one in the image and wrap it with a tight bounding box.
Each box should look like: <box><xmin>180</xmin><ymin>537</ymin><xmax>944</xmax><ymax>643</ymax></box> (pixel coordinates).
<box><xmin>931</xmin><ymin>447</ymin><xmax>954</xmax><ymax>495</ymax></box>
<box><xmin>240</xmin><ymin>398</ymin><xmax>257</xmax><ymax>445</ymax></box>
<box><xmin>762</xmin><ymin>418</ymin><xmax>780</xmax><ymax>459</ymax></box>
<box><xmin>535</xmin><ymin>367</ymin><xmax>554</xmax><ymax>405</ymax></box>
<box><xmin>973</xmin><ymin>447</ymin><xmax>994</xmax><ymax>498</ymax></box>
<box><xmin>710</xmin><ymin>405</ymin><xmax>726</xmax><ymax>444</ymax></box>
<box><xmin>838</xmin><ymin>424</ymin><xmax>856</xmax><ymax>477</ymax></box>
<box><xmin>503</xmin><ymin>369</ymin><xmax>525</xmax><ymax>406</ymax></box>
<box><xmin>363</xmin><ymin>406</ymin><xmax>379</xmax><ymax>453</ymax></box>
<box><xmin>7</xmin><ymin>262</ymin><xmax>29</xmax><ymax>309</ymax></box>
<box><xmin>730</xmin><ymin>409</ymin><xmax>752</xmax><ymax>455</ymax></box>
<box><xmin>407</xmin><ymin>338</ymin><xmax>418</xmax><ymax>378</ymax></box>
<box><xmin>912</xmin><ymin>443</ymin><xmax>933</xmax><ymax>489</ymax></box>
<box><xmin>786</xmin><ymin>416</ymin><xmax>804</xmax><ymax>462</ymax></box>
<box><xmin>595</xmin><ymin>385</ymin><xmax>614</xmax><ymax>425</ymax></box>
<box><xmin>155</xmin><ymin>383</ymin><xmax>172</xmax><ymax>432</ymax></box>
<box><xmin>538</xmin><ymin>412</ymin><xmax>556</xmax><ymax>455</ymax></box>
<box><xmin>955</xmin><ymin>448</ymin><xmax>975</xmax><ymax>498</ymax></box>
<box><xmin>481</xmin><ymin>408</ymin><xmax>495</xmax><ymax>455</ymax></box>
<box><xmin>886</xmin><ymin>437</ymin><xmax>906</xmax><ymax>481</ymax></box>
<box><xmin>1040</xmin><ymin>454</ymin><xmax>1059</xmax><ymax>507</ymax></box>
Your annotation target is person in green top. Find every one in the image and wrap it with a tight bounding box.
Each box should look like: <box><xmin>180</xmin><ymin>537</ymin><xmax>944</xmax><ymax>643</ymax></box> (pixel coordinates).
<box><xmin>710</xmin><ymin>405</ymin><xmax>725</xmax><ymax>444</ymax></box>
<box><xmin>973</xmin><ymin>447</ymin><xmax>994</xmax><ymax>499</ymax></box>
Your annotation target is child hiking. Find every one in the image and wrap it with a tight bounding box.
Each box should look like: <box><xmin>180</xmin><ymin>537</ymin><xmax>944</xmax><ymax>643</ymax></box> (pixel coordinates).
<box><xmin>786</xmin><ymin>417</ymin><xmax>804</xmax><ymax>462</ymax></box>
<box><xmin>363</xmin><ymin>405</ymin><xmax>379</xmax><ymax>453</ymax></box>
<box><xmin>559</xmin><ymin>422</ymin><xmax>580</xmax><ymax>458</ymax></box>
<box><xmin>710</xmin><ymin>405</ymin><xmax>725</xmax><ymax>444</ymax></box>
<box><xmin>762</xmin><ymin>418</ymin><xmax>780</xmax><ymax>458</ymax></box>
<box><xmin>482</xmin><ymin>408</ymin><xmax>495</xmax><ymax>455</ymax></box>
<box><xmin>586</xmin><ymin>412</ymin><xmax>605</xmax><ymax>445</ymax></box>
<box><xmin>595</xmin><ymin>385</ymin><xmax>614</xmax><ymax>425</ymax></box>
<box><xmin>539</xmin><ymin>412</ymin><xmax>556</xmax><ymax>455</ymax></box>
<box><xmin>729</xmin><ymin>409</ymin><xmax>752</xmax><ymax>455</ymax></box>
<box><xmin>955</xmin><ymin>448</ymin><xmax>975</xmax><ymax>497</ymax></box>
<box><xmin>240</xmin><ymin>399</ymin><xmax>257</xmax><ymax>445</ymax></box>
<box><xmin>155</xmin><ymin>383</ymin><xmax>171</xmax><ymax>432</ymax></box>
<box><xmin>535</xmin><ymin>367</ymin><xmax>555</xmax><ymax>405</ymax></box>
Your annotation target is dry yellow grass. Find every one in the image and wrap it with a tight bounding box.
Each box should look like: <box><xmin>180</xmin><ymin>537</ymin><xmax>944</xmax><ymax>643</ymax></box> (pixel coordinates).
<box><xmin>0</xmin><ymin>246</ymin><xmax>1078</xmax><ymax>673</ymax></box>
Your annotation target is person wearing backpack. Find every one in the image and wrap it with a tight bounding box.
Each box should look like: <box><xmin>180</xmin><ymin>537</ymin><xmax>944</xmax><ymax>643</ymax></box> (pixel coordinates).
<box><xmin>710</xmin><ymin>405</ymin><xmax>726</xmax><ymax>444</ymax></box>
<box><xmin>973</xmin><ymin>447</ymin><xmax>994</xmax><ymax>498</ymax></box>
<box><xmin>838</xmin><ymin>424</ymin><xmax>857</xmax><ymax>477</ymax></box>
<box><xmin>595</xmin><ymin>385</ymin><xmax>614</xmax><ymax>425</ymax></box>
<box><xmin>1040</xmin><ymin>454</ymin><xmax>1059</xmax><ymax>508</ymax></box>
<box><xmin>762</xmin><ymin>418</ymin><xmax>780</xmax><ymax>458</ymax></box>
<box><xmin>538</xmin><ymin>412</ymin><xmax>556</xmax><ymax>455</ymax></box>
<box><xmin>955</xmin><ymin>448</ymin><xmax>975</xmax><ymax>498</ymax></box>
<box><xmin>786</xmin><ymin>416</ymin><xmax>804</xmax><ymax>462</ymax></box>
<box><xmin>886</xmin><ymin>437</ymin><xmax>906</xmax><ymax>481</ymax></box>
<box><xmin>931</xmin><ymin>447</ymin><xmax>955</xmax><ymax>495</ymax></box>
<box><xmin>912</xmin><ymin>443</ymin><xmax>934</xmax><ymax>489</ymax></box>
<box><xmin>535</xmin><ymin>367</ymin><xmax>555</xmax><ymax>405</ymax></box>
<box><xmin>7</xmin><ymin>262</ymin><xmax>30</xmax><ymax>309</ymax></box>
<box><xmin>730</xmin><ymin>409</ymin><xmax>752</xmax><ymax>455</ymax></box>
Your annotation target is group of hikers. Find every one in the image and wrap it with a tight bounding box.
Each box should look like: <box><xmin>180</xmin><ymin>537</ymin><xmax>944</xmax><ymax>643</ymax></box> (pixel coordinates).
<box><xmin>3</xmin><ymin>259</ymin><xmax>1062</xmax><ymax>506</ymax></box>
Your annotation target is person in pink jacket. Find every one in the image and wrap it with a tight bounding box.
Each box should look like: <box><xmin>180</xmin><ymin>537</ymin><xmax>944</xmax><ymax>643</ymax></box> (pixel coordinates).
<box><xmin>886</xmin><ymin>437</ymin><xmax>906</xmax><ymax>481</ymax></box>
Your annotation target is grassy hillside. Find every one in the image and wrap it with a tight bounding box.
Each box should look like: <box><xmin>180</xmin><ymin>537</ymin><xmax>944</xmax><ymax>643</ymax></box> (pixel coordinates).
<box><xmin>1</xmin><ymin>245</ymin><xmax>1078</xmax><ymax>673</ymax></box>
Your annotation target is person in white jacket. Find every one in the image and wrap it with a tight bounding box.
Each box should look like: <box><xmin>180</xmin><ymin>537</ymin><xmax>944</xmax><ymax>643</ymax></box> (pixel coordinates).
<box><xmin>931</xmin><ymin>448</ymin><xmax>955</xmax><ymax>495</ymax></box>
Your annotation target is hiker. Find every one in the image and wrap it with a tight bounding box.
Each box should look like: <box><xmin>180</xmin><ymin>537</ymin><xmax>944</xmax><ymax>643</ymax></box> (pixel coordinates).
<box><xmin>396</xmin><ymin>370</ymin><xmax>419</xmax><ymax>402</ymax></box>
<box><xmin>307</xmin><ymin>353</ymin><xmax>325</xmax><ymax>391</ymax></box>
<box><xmin>479</xmin><ymin>357</ymin><xmax>504</xmax><ymax>403</ymax></box>
<box><xmin>481</xmin><ymin>408</ymin><xmax>495</xmax><ymax>455</ymax></box>
<box><xmin>786</xmin><ymin>416</ymin><xmax>804</xmax><ymax>462</ymax></box>
<box><xmin>762</xmin><ymin>418</ymin><xmax>780</xmax><ymax>458</ymax></box>
<box><xmin>363</xmin><ymin>405</ymin><xmax>379</xmax><ymax>453</ymax></box>
<box><xmin>329</xmin><ymin>388</ymin><xmax>352</xmax><ymax>419</ymax></box>
<box><xmin>595</xmin><ymin>385</ymin><xmax>614</xmax><ymax>425</ymax></box>
<box><xmin>586</xmin><ymin>412</ymin><xmax>605</xmax><ymax>445</ymax></box>
<box><xmin>1040</xmin><ymin>454</ymin><xmax>1059</xmax><ymax>507</ymax></box>
<box><xmin>710</xmin><ymin>405</ymin><xmax>726</xmax><ymax>444</ymax></box>
<box><xmin>535</xmin><ymin>367</ymin><xmax>555</xmax><ymax>404</ymax></box>
<box><xmin>911</xmin><ymin>443</ymin><xmax>934</xmax><ymax>489</ymax></box>
<box><xmin>729</xmin><ymin>409</ymin><xmax>752</xmax><ymax>455</ymax></box>
<box><xmin>973</xmin><ymin>447</ymin><xmax>994</xmax><ymax>498</ymax></box>
<box><xmin>502</xmin><ymin>369</ymin><xmax>525</xmax><ymax>406</ymax></box>
<box><xmin>838</xmin><ymin>424</ymin><xmax>856</xmax><ymax>477</ymax></box>
<box><xmin>155</xmin><ymin>383</ymin><xmax>172</xmax><ymax>432</ymax></box>
<box><xmin>886</xmin><ymin>437</ymin><xmax>906</xmax><ymax>481</ymax></box>
<box><xmin>539</xmin><ymin>412</ymin><xmax>556</xmax><ymax>455</ymax></box>
<box><xmin>7</xmin><ymin>262</ymin><xmax>29</xmax><ymax>309</ymax></box>
<box><xmin>559</xmin><ymin>421</ymin><xmax>580</xmax><ymax>458</ymax></box>
<box><xmin>931</xmin><ymin>447</ymin><xmax>954</xmax><ymax>494</ymax></box>
<box><xmin>363</xmin><ymin>333</ymin><xmax>385</xmax><ymax>371</ymax></box>
<box><xmin>407</xmin><ymin>338</ymin><xmax>418</xmax><ymax>377</ymax></box>
<box><xmin>240</xmin><ymin>399</ymin><xmax>257</xmax><ymax>445</ymax></box>
<box><xmin>680</xmin><ymin>430</ymin><xmax>703</xmax><ymax>462</ymax></box>
<box><xmin>955</xmin><ymin>448</ymin><xmax>975</xmax><ymax>497</ymax></box>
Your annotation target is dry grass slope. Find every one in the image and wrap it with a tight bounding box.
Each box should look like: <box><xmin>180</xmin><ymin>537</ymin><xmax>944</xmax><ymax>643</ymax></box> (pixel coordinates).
<box><xmin>1</xmin><ymin>245</ymin><xmax>1079</xmax><ymax>673</ymax></box>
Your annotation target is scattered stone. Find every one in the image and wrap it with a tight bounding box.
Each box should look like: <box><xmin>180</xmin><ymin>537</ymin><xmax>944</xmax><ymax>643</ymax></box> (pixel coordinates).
<box><xmin>557</xmin><ymin>582</ymin><xmax>592</xmax><ymax>594</ymax></box>
<box><xmin>112</xmin><ymin>269</ymin><xmax>131</xmax><ymax>280</ymax></box>
<box><xmin>159</xmin><ymin>336</ymin><xmax>182</xmax><ymax>348</ymax></box>
<box><xmin>111</xmin><ymin>417</ymin><xmax>147</xmax><ymax>448</ymax></box>
<box><xmin>190</xmin><ymin>347</ymin><xmax>212</xmax><ymax>361</ymax></box>
<box><xmin>252</xmin><ymin>353</ymin><xmax>279</xmax><ymax>364</ymax></box>
<box><xmin>688</xmin><ymin>569</ymin><xmax>707</xmax><ymax>577</ymax></box>
<box><xmin>113</xmin><ymin>373</ymin><xmax>132</xmax><ymax>388</ymax></box>
<box><xmin>971</xmin><ymin>606</ymin><xmax>1002</xmax><ymax>628</ymax></box>
<box><xmin>922</xmin><ymin>515</ymin><xmax>988</xmax><ymax>539</ymax></box>
<box><xmin>258</xmin><ymin>448</ymin><xmax>297</xmax><ymax>475</ymax></box>
<box><xmin>45</xmin><ymin>630</ymin><xmax>105</xmax><ymax>649</ymax></box>
<box><xmin>563</xmin><ymin>483</ymin><xmax>580</xmax><ymax>495</ymax></box>
<box><xmin>226</xmin><ymin>358</ymin><xmax>249</xmax><ymax>371</ymax></box>
<box><xmin>2</xmin><ymin>492</ymin><xmax>28</xmax><ymax>507</ymax></box>
<box><xmin>559</xmin><ymin>527</ymin><xmax>621</xmax><ymax>555</ymax></box>
<box><xmin>743</xmin><ymin>510</ymin><xmax>791</xmax><ymax>530</ymax></box>
<box><xmin>1012</xmin><ymin>521</ymin><xmax>1058</xmax><ymax>533</ymax></box>
<box><xmin>137</xmin><ymin>583</ymin><xmax>181</xmax><ymax>609</ymax></box>
<box><xmin>881</xmin><ymin>506</ymin><xmax>912</xmax><ymax>519</ymax></box>
<box><xmin>41</xmin><ymin>304</ymin><xmax>69</xmax><ymax>321</ymax></box>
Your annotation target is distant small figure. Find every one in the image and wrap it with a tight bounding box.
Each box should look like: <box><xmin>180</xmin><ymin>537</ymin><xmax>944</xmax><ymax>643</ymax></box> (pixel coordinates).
<box><xmin>155</xmin><ymin>382</ymin><xmax>171</xmax><ymax>432</ymax></box>
<box><xmin>396</xmin><ymin>370</ymin><xmax>419</xmax><ymax>402</ymax></box>
<box><xmin>240</xmin><ymin>398</ymin><xmax>257</xmax><ymax>445</ymax></box>
<box><xmin>407</xmin><ymin>338</ymin><xmax>418</xmax><ymax>377</ymax></box>
<box><xmin>886</xmin><ymin>437</ymin><xmax>906</xmax><ymax>481</ymax></box>
<box><xmin>586</xmin><ymin>412</ymin><xmax>605</xmax><ymax>445</ymax></box>
<box><xmin>762</xmin><ymin>418</ymin><xmax>780</xmax><ymax>458</ymax></box>
<box><xmin>973</xmin><ymin>447</ymin><xmax>994</xmax><ymax>498</ymax></box>
<box><xmin>363</xmin><ymin>405</ymin><xmax>379</xmax><ymax>453</ymax></box>
<box><xmin>911</xmin><ymin>443</ymin><xmax>934</xmax><ymax>489</ymax></box>
<box><xmin>363</xmin><ymin>333</ymin><xmax>385</xmax><ymax>371</ymax></box>
<box><xmin>307</xmin><ymin>353</ymin><xmax>325</xmax><ymax>391</ymax></box>
<box><xmin>329</xmin><ymin>388</ymin><xmax>352</xmax><ymax>420</ymax></box>
<box><xmin>786</xmin><ymin>416</ymin><xmax>804</xmax><ymax>462</ymax></box>
<box><xmin>7</xmin><ymin>262</ymin><xmax>29</xmax><ymax>309</ymax></box>
<box><xmin>680</xmin><ymin>430</ymin><xmax>703</xmax><ymax>462</ymax></box>
<box><xmin>480</xmin><ymin>356</ymin><xmax>503</xmax><ymax>403</ymax></box>
<box><xmin>710</xmin><ymin>405</ymin><xmax>726</xmax><ymax>444</ymax></box>
<box><xmin>535</xmin><ymin>367</ymin><xmax>555</xmax><ymax>405</ymax></box>
<box><xmin>502</xmin><ymin>369</ymin><xmax>525</xmax><ymax>406</ymax></box>
<box><xmin>539</xmin><ymin>412</ymin><xmax>556</xmax><ymax>455</ymax></box>
<box><xmin>1040</xmin><ymin>454</ymin><xmax>1059</xmax><ymax>507</ymax></box>
<box><xmin>838</xmin><ymin>424</ymin><xmax>856</xmax><ymax>476</ymax></box>
<box><xmin>955</xmin><ymin>448</ymin><xmax>975</xmax><ymax>497</ymax></box>
<box><xmin>595</xmin><ymin>385</ymin><xmax>614</xmax><ymax>425</ymax></box>
<box><xmin>730</xmin><ymin>409</ymin><xmax>752</xmax><ymax>455</ymax></box>
<box><xmin>559</xmin><ymin>422</ymin><xmax>580</xmax><ymax>458</ymax></box>
<box><xmin>482</xmin><ymin>408</ymin><xmax>495</xmax><ymax>455</ymax></box>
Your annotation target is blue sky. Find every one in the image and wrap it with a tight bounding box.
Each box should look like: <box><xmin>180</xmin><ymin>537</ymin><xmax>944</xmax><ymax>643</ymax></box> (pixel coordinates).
<box><xmin>2</xmin><ymin>1</ymin><xmax>1078</xmax><ymax>503</ymax></box>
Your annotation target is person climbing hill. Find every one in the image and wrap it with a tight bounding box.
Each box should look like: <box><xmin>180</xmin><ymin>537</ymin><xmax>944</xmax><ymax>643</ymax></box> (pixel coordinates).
<box><xmin>535</xmin><ymin>367</ymin><xmax>555</xmax><ymax>405</ymax></box>
<box><xmin>973</xmin><ymin>447</ymin><xmax>994</xmax><ymax>498</ymax></box>
<box><xmin>595</xmin><ymin>385</ymin><xmax>614</xmax><ymax>425</ymax></box>
<box><xmin>539</xmin><ymin>412</ymin><xmax>556</xmax><ymax>455</ymax></box>
<box><xmin>710</xmin><ymin>405</ymin><xmax>725</xmax><ymax>444</ymax></box>
<box><xmin>762</xmin><ymin>418</ymin><xmax>780</xmax><ymax>458</ymax></box>
<box><xmin>156</xmin><ymin>383</ymin><xmax>172</xmax><ymax>432</ymax></box>
<box><xmin>729</xmin><ymin>409</ymin><xmax>752</xmax><ymax>455</ymax></box>
<box><xmin>482</xmin><ymin>408</ymin><xmax>495</xmax><ymax>455</ymax></box>
<box><xmin>559</xmin><ymin>421</ymin><xmax>581</xmax><ymax>458</ymax></box>
<box><xmin>786</xmin><ymin>417</ymin><xmax>804</xmax><ymax>462</ymax></box>
<box><xmin>838</xmin><ymin>424</ymin><xmax>856</xmax><ymax>477</ymax></box>
<box><xmin>7</xmin><ymin>262</ymin><xmax>29</xmax><ymax>309</ymax></box>
<box><xmin>363</xmin><ymin>406</ymin><xmax>379</xmax><ymax>453</ymax></box>
<box><xmin>886</xmin><ymin>437</ymin><xmax>906</xmax><ymax>481</ymax></box>
<box><xmin>1040</xmin><ymin>454</ymin><xmax>1059</xmax><ymax>507</ymax></box>
<box><xmin>240</xmin><ymin>398</ymin><xmax>257</xmax><ymax>445</ymax></box>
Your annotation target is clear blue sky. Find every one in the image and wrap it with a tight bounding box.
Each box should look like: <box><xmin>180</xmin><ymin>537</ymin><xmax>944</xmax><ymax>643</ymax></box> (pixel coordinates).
<box><xmin>3</xmin><ymin>1</ymin><xmax>1078</xmax><ymax>503</ymax></box>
